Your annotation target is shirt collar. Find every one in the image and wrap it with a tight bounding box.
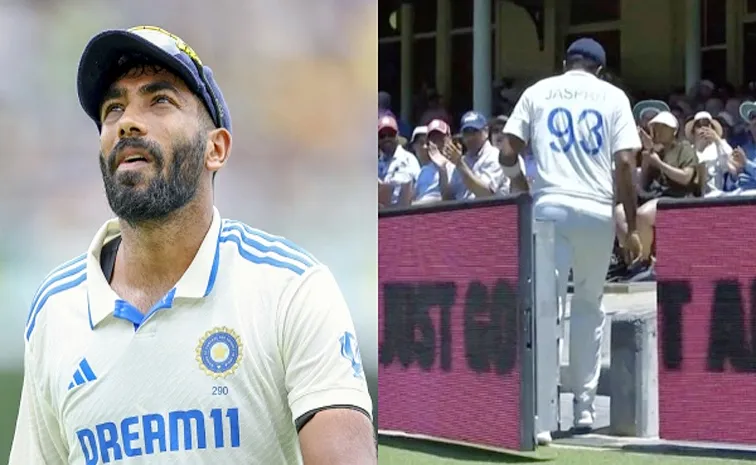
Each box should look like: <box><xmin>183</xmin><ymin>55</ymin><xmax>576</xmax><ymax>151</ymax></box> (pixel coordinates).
<box><xmin>564</xmin><ymin>69</ymin><xmax>597</xmax><ymax>78</ymax></box>
<box><xmin>86</xmin><ymin>207</ymin><xmax>222</xmax><ymax>328</ymax></box>
<box><xmin>380</xmin><ymin>145</ymin><xmax>404</xmax><ymax>161</ymax></box>
<box><xmin>466</xmin><ymin>140</ymin><xmax>492</xmax><ymax>159</ymax></box>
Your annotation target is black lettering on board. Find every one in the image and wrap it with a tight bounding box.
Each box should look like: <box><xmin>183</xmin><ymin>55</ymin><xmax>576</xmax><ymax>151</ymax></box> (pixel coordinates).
<box><xmin>658</xmin><ymin>280</ymin><xmax>691</xmax><ymax>370</ymax></box>
<box><xmin>380</xmin><ymin>280</ymin><xmax>519</xmax><ymax>375</ymax></box>
<box><xmin>380</xmin><ymin>282</ymin><xmax>456</xmax><ymax>371</ymax></box>
<box><xmin>381</xmin><ymin>283</ymin><xmax>414</xmax><ymax>368</ymax></box>
<box><xmin>463</xmin><ymin>280</ymin><xmax>518</xmax><ymax>375</ymax></box>
<box><xmin>706</xmin><ymin>280</ymin><xmax>756</xmax><ymax>372</ymax></box>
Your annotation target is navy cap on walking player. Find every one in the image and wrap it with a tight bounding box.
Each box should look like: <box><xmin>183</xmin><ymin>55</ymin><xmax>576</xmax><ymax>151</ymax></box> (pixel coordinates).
<box><xmin>77</xmin><ymin>25</ymin><xmax>232</xmax><ymax>133</ymax></box>
<box><xmin>566</xmin><ymin>37</ymin><xmax>606</xmax><ymax>67</ymax></box>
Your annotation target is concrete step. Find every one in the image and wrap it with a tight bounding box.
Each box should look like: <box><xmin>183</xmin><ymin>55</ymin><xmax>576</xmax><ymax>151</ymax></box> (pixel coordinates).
<box><xmin>557</xmin><ymin>291</ymin><xmax>656</xmax><ymax>396</ymax></box>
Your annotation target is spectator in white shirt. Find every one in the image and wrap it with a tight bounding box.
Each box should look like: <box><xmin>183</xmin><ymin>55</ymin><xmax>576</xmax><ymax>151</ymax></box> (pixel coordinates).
<box><xmin>378</xmin><ymin>114</ymin><xmax>420</xmax><ymax>207</ymax></box>
<box><xmin>445</xmin><ymin>111</ymin><xmax>508</xmax><ymax>200</ymax></box>
<box><xmin>685</xmin><ymin>111</ymin><xmax>732</xmax><ymax>196</ymax></box>
<box><xmin>413</xmin><ymin>120</ymin><xmax>455</xmax><ymax>205</ymax></box>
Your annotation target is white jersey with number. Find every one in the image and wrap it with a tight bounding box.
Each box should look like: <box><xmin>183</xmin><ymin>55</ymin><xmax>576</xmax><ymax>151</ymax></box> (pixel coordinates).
<box><xmin>503</xmin><ymin>69</ymin><xmax>641</xmax><ymax>206</ymax></box>
<box><xmin>10</xmin><ymin>207</ymin><xmax>372</xmax><ymax>465</ymax></box>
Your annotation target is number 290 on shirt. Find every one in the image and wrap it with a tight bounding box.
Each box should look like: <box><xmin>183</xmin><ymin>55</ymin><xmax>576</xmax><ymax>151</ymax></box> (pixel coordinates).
<box><xmin>546</xmin><ymin>107</ymin><xmax>604</xmax><ymax>156</ymax></box>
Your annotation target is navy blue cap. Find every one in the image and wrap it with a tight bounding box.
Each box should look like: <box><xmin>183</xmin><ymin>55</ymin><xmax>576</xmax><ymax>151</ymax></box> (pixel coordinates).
<box><xmin>460</xmin><ymin>111</ymin><xmax>487</xmax><ymax>132</ymax></box>
<box><xmin>77</xmin><ymin>26</ymin><xmax>232</xmax><ymax>133</ymax></box>
<box><xmin>566</xmin><ymin>37</ymin><xmax>606</xmax><ymax>67</ymax></box>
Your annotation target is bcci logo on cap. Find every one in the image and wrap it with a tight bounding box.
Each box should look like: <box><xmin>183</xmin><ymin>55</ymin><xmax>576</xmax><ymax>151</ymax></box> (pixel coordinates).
<box><xmin>339</xmin><ymin>331</ymin><xmax>363</xmax><ymax>378</ymax></box>
<box><xmin>196</xmin><ymin>327</ymin><xmax>243</xmax><ymax>378</ymax></box>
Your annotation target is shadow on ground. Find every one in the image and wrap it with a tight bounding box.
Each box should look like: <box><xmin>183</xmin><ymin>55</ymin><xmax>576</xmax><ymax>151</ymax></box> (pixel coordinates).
<box><xmin>378</xmin><ymin>436</ymin><xmax>549</xmax><ymax>463</ymax></box>
<box><xmin>619</xmin><ymin>444</ymin><xmax>756</xmax><ymax>462</ymax></box>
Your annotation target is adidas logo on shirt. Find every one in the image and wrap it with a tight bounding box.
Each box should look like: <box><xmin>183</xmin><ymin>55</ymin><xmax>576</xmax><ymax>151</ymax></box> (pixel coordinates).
<box><xmin>68</xmin><ymin>358</ymin><xmax>97</xmax><ymax>390</ymax></box>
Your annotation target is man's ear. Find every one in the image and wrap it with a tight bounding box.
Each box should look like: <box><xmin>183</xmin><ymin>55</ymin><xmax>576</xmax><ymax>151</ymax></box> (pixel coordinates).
<box><xmin>206</xmin><ymin>128</ymin><xmax>232</xmax><ymax>174</ymax></box>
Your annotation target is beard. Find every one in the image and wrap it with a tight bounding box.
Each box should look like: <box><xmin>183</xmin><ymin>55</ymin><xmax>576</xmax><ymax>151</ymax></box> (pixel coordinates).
<box><xmin>99</xmin><ymin>132</ymin><xmax>206</xmax><ymax>227</ymax></box>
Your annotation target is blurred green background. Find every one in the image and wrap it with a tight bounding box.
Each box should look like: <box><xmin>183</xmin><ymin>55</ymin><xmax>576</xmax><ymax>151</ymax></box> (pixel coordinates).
<box><xmin>0</xmin><ymin>372</ymin><xmax>22</xmax><ymax>459</ymax></box>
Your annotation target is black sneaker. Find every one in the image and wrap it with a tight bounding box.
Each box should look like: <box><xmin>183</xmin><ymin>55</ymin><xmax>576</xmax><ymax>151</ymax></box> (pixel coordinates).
<box><xmin>605</xmin><ymin>253</ymin><xmax>627</xmax><ymax>282</ymax></box>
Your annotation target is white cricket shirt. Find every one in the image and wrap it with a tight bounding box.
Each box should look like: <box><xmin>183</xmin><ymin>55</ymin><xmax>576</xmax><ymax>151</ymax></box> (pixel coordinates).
<box><xmin>503</xmin><ymin>70</ymin><xmax>641</xmax><ymax>208</ymax></box>
<box><xmin>10</xmin><ymin>207</ymin><xmax>372</xmax><ymax>465</ymax></box>
<box><xmin>379</xmin><ymin>145</ymin><xmax>421</xmax><ymax>205</ymax></box>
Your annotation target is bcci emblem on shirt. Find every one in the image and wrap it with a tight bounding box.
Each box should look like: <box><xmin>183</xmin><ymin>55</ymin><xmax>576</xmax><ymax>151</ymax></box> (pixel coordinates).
<box><xmin>339</xmin><ymin>331</ymin><xmax>363</xmax><ymax>378</ymax></box>
<box><xmin>196</xmin><ymin>327</ymin><xmax>244</xmax><ymax>378</ymax></box>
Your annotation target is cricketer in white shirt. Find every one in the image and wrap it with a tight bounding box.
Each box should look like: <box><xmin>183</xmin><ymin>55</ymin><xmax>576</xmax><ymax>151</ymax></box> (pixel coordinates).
<box><xmin>500</xmin><ymin>38</ymin><xmax>640</xmax><ymax>437</ymax></box>
<box><xmin>11</xmin><ymin>208</ymin><xmax>373</xmax><ymax>464</ymax></box>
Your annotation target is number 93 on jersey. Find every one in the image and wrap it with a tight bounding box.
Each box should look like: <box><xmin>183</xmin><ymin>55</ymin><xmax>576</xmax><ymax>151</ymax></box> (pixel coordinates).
<box><xmin>547</xmin><ymin>107</ymin><xmax>605</xmax><ymax>156</ymax></box>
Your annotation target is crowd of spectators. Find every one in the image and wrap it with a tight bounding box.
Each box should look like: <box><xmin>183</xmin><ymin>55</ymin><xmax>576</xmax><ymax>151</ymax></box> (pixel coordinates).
<box><xmin>378</xmin><ymin>78</ymin><xmax>756</xmax><ymax>282</ymax></box>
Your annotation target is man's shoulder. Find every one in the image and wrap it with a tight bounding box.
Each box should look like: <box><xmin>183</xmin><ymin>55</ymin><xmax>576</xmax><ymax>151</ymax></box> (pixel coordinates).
<box><xmin>218</xmin><ymin>219</ymin><xmax>322</xmax><ymax>280</ymax></box>
<box><xmin>666</xmin><ymin>141</ymin><xmax>696</xmax><ymax>161</ymax></box>
<box><xmin>25</xmin><ymin>253</ymin><xmax>89</xmax><ymax>343</ymax></box>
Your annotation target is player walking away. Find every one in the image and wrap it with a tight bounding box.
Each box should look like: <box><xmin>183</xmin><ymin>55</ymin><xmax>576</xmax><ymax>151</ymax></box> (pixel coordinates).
<box><xmin>10</xmin><ymin>26</ymin><xmax>375</xmax><ymax>465</ymax></box>
<box><xmin>499</xmin><ymin>38</ymin><xmax>643</xmax><ymax>444</ymax></box>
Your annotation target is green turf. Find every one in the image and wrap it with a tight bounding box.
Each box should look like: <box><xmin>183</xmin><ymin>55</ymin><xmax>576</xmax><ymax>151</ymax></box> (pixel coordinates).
<box><xmin>378</xmin><ymin>437</ymin><xmax>752</xmax><ymax>465</ymax></box>
<box><xmin>0</xmin><ymin>371</ymin><xmax>22</xmax><ymax>461</ymax></box>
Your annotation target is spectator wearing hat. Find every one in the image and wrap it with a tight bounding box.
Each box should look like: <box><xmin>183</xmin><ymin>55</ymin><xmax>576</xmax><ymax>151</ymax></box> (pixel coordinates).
<box><xmin>444</xmin><ymin>111</ymin><xmax>508</xmax><ymax>200</ymax></box>
<box><xmin>717</xmin><ymin>101</ymin><xmax>756</xmax><ymax>194</ymax></box>
<box><xmin>727</xmin><ymin>109</ymin><xmax>752</xmax><ymax>149</ymax></box>
<box><xmin>409</xmin><ymin>125</ymin><xmax>428</xmax><ymax>160</ymax></box>
<box><xmin>378</xmin><ymin>114</ymin><xmax>420</xmax><ymax>208</ymax></box>
<box><xmin>615</xmin><ymin>111</ymin><xmax>699</xmax><ymax>281</ymax></box>
<box><xmin>684</xmin><ymin>111</ymin><xmax>732</xmax><ymax>196</ymax></box>
<box><xmin>633</xmin><ymin>100</ymin><xmax>669</xmax><ymax>132</ymax></box>
<box><xmin>723</xmin><ymin>146</ymin><xmax>756</xmax><ymax>194</ymax></box>
<box><xmin>736</xmin><ymin>101</ymin><xmax>756</xmax><ymax>160</ymax></box>
<box><xmin>412</xmin><ymin>120</ymin><xmax>455</xmax><ymax>205</ymax></box>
